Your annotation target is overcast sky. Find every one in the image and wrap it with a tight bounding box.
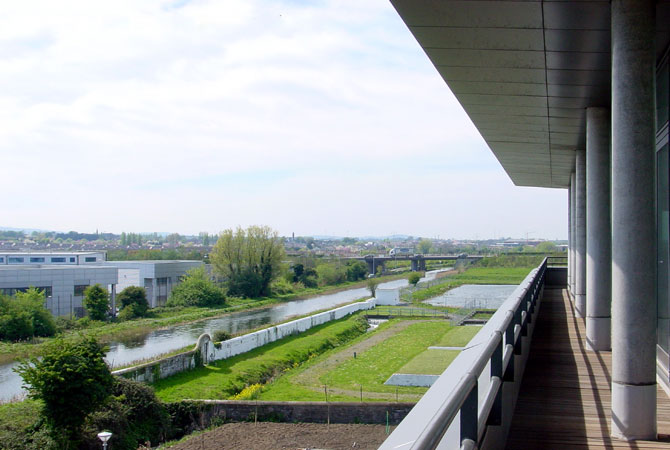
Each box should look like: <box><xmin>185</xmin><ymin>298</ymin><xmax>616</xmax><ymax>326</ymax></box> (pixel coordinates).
<box><xmin>0</xmin><ymin>0</ymin><xmax>567</xmax><ymax>240</ymax></box>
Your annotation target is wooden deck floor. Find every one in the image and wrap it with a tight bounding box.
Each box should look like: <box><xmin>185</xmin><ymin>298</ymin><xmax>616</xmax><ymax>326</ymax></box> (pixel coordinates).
<box><xmin>505</xmin><ymin>288</ymin><xmax>670</xmax><ymax>449</ymax></box>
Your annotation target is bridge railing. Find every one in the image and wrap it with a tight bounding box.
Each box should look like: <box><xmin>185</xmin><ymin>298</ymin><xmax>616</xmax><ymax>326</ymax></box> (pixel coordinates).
<box><xmin>379</xmin><ymin>258</ymin><xmax>547</xmax><ymax>450</ymax></box>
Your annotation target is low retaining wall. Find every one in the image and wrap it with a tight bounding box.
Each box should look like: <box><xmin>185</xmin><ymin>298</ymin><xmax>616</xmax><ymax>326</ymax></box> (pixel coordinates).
<box><xmin>114</xmin><ymin>299</ymin><xmax>376</xmax><ymax>383</ymax></box>
<box><xmin>183</xmin><ymin>400</ymin><xmax>416</xmax><ymax>426</ymax></box>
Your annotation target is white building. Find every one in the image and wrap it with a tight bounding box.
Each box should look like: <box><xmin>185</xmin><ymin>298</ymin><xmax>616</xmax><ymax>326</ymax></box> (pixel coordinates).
<box><xmin>0</xmin><ymin>251</ymin><xmax>106</xmax><ymax>266</ymax></box>
<box><xmin>0</xmin><ymin>265</ymin><xmax>118</xmax><ymax>317</ymax></box>
<box><xmin>104</xmin><ymin>260</ymin><xmax>203</xmax><ymax>308</ymax></box>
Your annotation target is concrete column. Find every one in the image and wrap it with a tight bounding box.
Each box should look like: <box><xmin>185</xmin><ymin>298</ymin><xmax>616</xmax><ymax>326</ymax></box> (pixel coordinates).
<box><xmin>110</xmin><ymin>284</ymin><xmax>116</xmax><ymax>318</ymax></box>
<box><xmin>570</xmin><ymin>171</ymin><xmax>577</xmax><ymax>297</ymax></box>
<box><xmin>568</xmin><ymin>177</ymin><xmax>573</xmax><ymax>291</ymax></box>
<box><xmin>586</xmin><ymin>107</ymin><xmax>612</xmax><ymax>351</ymax></box>
<box><xmin>575</xmin><ymin>150</ymin><xmax>587</xmax><ymax>318</ymax></box>
<box><xmin>151</xmin><ymin>278</ymin><xmax>157</xmax><ymax>308</ymax></box>
<box><xmin>611</xmin><ymin>0</ymin><xmax>657</xmax><ymax>440</ymax></box>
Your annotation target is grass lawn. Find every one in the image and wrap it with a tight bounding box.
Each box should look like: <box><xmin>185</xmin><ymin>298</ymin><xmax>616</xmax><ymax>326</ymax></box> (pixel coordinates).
<box><xmin>434</xmin><ymin>325</ymin><xmax>482</xmax><ymax>347</ymax></box>
<box><xmin>397</xmin><ymin>349</ymin><xmax>460</xmax><ymax>375</ymax></box>
<box><xmin>260</xmin><ymin>321</ymin><xmax>482</xmax><ymax>402</ymax></box>
<box><xmin>152</xmin><ymin>314</ymin><xmax>368</xmax><ymax>402</ymax></box>
<box><xmin>320</xmin><ymin>321</ymin><xmax>452</xmax><ymax>394</ymax></box>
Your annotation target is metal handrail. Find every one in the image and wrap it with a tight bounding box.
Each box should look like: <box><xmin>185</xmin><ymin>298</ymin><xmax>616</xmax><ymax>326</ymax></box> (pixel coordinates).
<box><xmin>384</xmin><ymin>258</ymin><xmax>548</xmax><ymax>450</ymax></box>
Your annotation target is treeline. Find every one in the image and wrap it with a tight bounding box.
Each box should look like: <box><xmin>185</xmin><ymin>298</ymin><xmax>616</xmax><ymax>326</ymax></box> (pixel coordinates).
<box><xmin>107</xmin><ymin>248</ymin><xmax>208</xmax><ymax>261</ymax></box>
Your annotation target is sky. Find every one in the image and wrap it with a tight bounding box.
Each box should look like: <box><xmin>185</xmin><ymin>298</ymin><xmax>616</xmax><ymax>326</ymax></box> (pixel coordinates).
<box><xmin>0</xmin><ymin>0</ymin><xmax>567</xmax><ymax>240</ymax></box>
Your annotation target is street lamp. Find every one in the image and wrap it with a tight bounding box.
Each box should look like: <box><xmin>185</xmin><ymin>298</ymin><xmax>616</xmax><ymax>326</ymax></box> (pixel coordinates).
<box><xmin>97</xmin><ymin>431</ymin><xmax>112</xmax><ymax>450</ymax></box>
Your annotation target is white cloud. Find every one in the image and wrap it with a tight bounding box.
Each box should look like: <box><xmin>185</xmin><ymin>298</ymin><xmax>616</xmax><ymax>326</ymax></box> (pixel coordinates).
<box><xmin>0</xmin><ymin>0</ymin><xmax>566</xmax><ymax>239</ymax></box>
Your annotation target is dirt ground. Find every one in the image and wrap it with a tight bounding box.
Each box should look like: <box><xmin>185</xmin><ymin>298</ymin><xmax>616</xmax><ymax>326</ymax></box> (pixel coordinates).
<box><xmin>167</xmin><ymin>422</ymin><xmax>394</xmax><ymax>450</ymax></box>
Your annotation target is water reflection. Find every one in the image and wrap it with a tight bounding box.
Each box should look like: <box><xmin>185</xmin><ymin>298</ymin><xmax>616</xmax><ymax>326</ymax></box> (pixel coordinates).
<box><xmin>423</xmin><ymin>284</ymin><xmax>517</xmax><ymax>309</ymax></box>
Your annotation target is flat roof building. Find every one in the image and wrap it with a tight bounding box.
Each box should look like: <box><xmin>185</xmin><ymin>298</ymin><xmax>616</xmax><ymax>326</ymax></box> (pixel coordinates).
<box><xmin>103</xmin><ymin>260</ymin><xmax>203</xmax><ymax>308</ymax></box>
<box><xmin>0</xmin><ymin>265</ymin><xmax>118</xmax><ymax>317</ymax></box>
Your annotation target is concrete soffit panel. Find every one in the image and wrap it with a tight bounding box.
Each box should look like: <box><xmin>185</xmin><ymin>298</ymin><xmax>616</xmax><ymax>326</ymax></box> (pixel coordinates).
<box><xmin>390</xmin><ymin>0</ymin><xmax>670</xmax><ymax>189</ymax></box>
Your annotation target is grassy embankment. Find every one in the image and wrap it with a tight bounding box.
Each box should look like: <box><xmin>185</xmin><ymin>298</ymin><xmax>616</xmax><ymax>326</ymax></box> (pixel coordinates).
<box><xmin>0</xmin><ymin>272</ymin><xmax>410</xmax><ymax>365</ymax></box>
<box><xmin>153</xmin><ymin>311</ymin><xmax>482</xmax><ymax>403</ymax></box>
<box><xmin>259</xmin><ymin>321</ymin><xmax>481</xmax><ymax>402</ymax></box>
<box><xmin>152</xmin><ymin>313</ymin><xmax>369</xmax><ymax>402</ymax></box>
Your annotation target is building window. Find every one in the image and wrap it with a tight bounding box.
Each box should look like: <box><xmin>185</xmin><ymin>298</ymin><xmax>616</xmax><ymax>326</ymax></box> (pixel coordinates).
<box><xmin>0</xmin><ymin>286</ymin><xmax>51</xmax><ymax>297</ymax></box>
<box><xmin>85</xmin><ymin>257</ymin><xmax>96</xmax><ymax>262</ymax></box>
<box><xmin>0</xmin><ymin>257</ymin><xmax>4</xmax><ymax>263</ymax></box>
<box><xmin>69</xmin><ymin>257</ymin><xmax>75</xmax><ymax>263</ymax></box>
<box><xmin>50</xmin><ymin>257</ymin><xmax>66</xmax><ymax>263</ymax></box>
<box><xmin>8</xmin><ymin>257</ymin><xmax>24</xmax><ymax>263</ymax></box>
<box><xmin>30</xmin><ymin>257</ymin><xmax>45</xmax><ymax>263</ymax></box>
<box><xmin>74</xmin><ymin>285</ymin><xmax>88</xmax><ymax>296</ymax></box>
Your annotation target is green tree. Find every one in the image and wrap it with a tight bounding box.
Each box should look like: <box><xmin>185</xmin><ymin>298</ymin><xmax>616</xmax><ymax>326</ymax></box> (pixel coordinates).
<box><xmin>120</xmin><ymin>232</ymin><xmax>127</xmax><ymax>246</ymax></box>
<box><xmin>0</xmin><ymin>288</ymin><xmax>56</xmax><ymax>341</ymax></box>
<box><xmin>210</xmin><ymin>225</ymin><xmax>285</xmax><ymax>298</ymax></box>
<box><xmin>418</xmin><ymin>238</ymin><xmax>432</xmax><ymax>254</ymax></box>
<box><xmin>167</xmin><ymin>266</ymin><xmax>225</xmax><ymax>307</ymax></box>
<box><xmin>116</xmin><ymin>286</ymin><xmax>148</xmax><ymax>318</ymax></box>
<box><xmin>83</xmin><ymin>284</ymin><xmax>109</xmax><ymax>321</ymax></box>
<box><xmin>408</xmin><ymin>272</ymin><xmax>422</xmax><ymax>286</ymax></box>
<box><xmin>316</xmin><ymin>263</ymin><xmax>346</xmax><ymax>286</ymax></box>
<box><xmin>536</xmin><ymin>241</ymin><xmax>558</xmax><ymax>253</ymax></box>
<box><xmin>15</xmin><ymin>336</ymin><xmax>114</xmax><ymax>447</ymax></box>
<box><xmin>345</xmin><ymin>261</ymin><xmax>368</xmax><ymax>281</ymax></box>
<box><xmin>367</xmin><ymin>278</ymin><xmax>379</xmax><ymax>297</ymax></box>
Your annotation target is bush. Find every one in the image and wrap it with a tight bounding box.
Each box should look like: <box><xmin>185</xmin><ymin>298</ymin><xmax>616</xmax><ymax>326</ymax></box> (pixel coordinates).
<box><xmin>118</xmin><ymin>304</ymin><xmax>138</xmax><ymax>321</ymax></box>
<box><xmin>316</xmin><ymin>264</ymin><xmax>346</xmax><ymax>286</ymax></box>
<box><xmin>166</xmin><ymin>267</ymin><xmax>225</xmax><ymax>308</ymax></box>
<box><xmin>81</xmin><ymin>378</ymin><xmax>170</xmax><ymax>450</ymax></box>
<box><xmin>83</xmin><ymin>284</ymin><xmax>109</xmax><ymax>321</ymax></box>
<box><xmin>408</xmin><ymin>272</ymin><xmax>422</xmax><ymax>286</ymax></box>
<box><xmin>227</xmin><ymin>268</ymin><xmax>264</xmax><ymax>298</ymax></box>
<box><xmin>0</xmin><ymin>289</ymin><xmax>56</xmax><ymax>341</ymax></box>
<box><xmin>15</xmin><ymin>336</ymin><xmax>114</xmax><ymax>446</ymax></box>
<box><xmin>117</xmin><ymin>286</ymin><xmax>149</xmax><ymax>317</ymax></box>
<box><xmin>346</xmin><ymin>261</ymin><xmax>368</xmax><ymax>281</ymax></box>
<box><xmin>269</xmin><ymin>277</ymin><xmax>295</xmax><ymax>295</ymax></box>
<box><xmin>213</xmin><ymin>330</ymin><xmax>232</xmax><ymax>342</ymax></box>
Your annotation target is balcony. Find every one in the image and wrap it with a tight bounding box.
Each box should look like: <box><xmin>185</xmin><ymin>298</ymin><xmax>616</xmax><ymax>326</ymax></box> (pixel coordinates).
<box><xmin>380</xmin><ymin>259</ymin><xmax>670</xmax><ymax>449</ymax></box>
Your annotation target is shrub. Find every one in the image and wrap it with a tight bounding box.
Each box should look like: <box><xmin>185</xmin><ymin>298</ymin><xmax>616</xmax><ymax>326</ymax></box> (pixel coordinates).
<box><xmin>166</xmin><ymin>266</ymin><xmax>225</xmax><ymax>308</ymax></box>
<box><xmin>83</xmin><ymin>284</ymin><xmax>109</xmax><ymax>321</ymax></box>
<box><xmin>213</xmin><ymin>330</ymin><xmax>232</xmax><ymax>342</ymax></box>
<box><xmin>346</xmin><ymin>260</ymin><xmax>368</xmax><ymax>281</ymax></box>
<box><xmin>0</xmin><ymin>289</ymin><xmax>56</xmax><ymax>341</ymax></box>
<box><xmin>269</xmin><ymin>277</ymin><xmax>295</xmax><ymax>295</ymax></box>
<box><xmin>15</xmin><ymin>336</ymin><xmax>114</xmax><ymax>446</ymax></box>
<box><xmin>81</xmin><ymin>378</ymin><xmax>170</xmax><ymax>450</ymax></box>
<box><xmin>118</xmin><ymin>304</ymin><xmax>138</xmax><ymax>321</ymax></box>
<box><xmin>316</xmin><ymin>264</ymin><xmax>346</xmax><ymax>286</ymax></box>
<box><xmin>232</xmin><ymin>383</ymin><xmax>262</xmax><ymax>400</ymax></box>
<box><xmin>117</xmin><ymin>286</ymin><xmax>149</xmax><ymax>317</ymax></box>
<box><xmin>408</xmin><ymin>272</ymin><xmax>422</xmax><ymax>286</ymax></box>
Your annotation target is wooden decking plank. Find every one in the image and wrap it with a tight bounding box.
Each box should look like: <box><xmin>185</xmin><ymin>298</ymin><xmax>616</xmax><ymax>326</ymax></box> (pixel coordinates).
<box><xmin>505</xmin><ymin>288</ymin><xmax>670</xmax><ymax>449</ymax></box>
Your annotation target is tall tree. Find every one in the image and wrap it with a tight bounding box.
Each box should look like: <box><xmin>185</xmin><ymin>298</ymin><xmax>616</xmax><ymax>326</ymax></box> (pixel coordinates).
<box><xmin>83</xmin><ymin>284</ymin><xmax>109</xmax><ymax>321</ymax></box>
<box><xmin>418</xmin><ymin>238</ymin><xmax>432</xmax><ymax>254</ymax></box>
<box><xmin>210</xmin><ymin>225</ymin><xmax>285</xmax><ymax>298</ymax></box>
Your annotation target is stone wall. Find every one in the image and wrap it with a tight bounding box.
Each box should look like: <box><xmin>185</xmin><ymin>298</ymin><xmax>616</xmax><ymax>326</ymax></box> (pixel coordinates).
<box><xmin>181</xmin><ymin>400</ymin><xmax>416</xmax><ymax>427</ymax></box>
<box><xmin>113</xmin><ymin>299</ymin><xmax>376</xmax><ymax>383</ymax></box>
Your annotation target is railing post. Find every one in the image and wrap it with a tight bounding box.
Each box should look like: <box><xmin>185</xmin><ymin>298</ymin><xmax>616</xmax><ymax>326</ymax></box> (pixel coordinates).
<box><xmin>460</xmin><ymin>380</ymin><xmax>478</xmax><ymax>447</ymax></box>
<box><xmin>514</xmin><ymin>305</ymin><xmax>523</xmax><ymax>355</ymax></box>
<box><xmin>504</xmin><ymin>319</ymin><xmax>515</xmax><ymax>381</ymax></box>
<box><xmin>489</xmin><ymin>338</ymin><xmax>503</xmax><ymax>426</ymax></box>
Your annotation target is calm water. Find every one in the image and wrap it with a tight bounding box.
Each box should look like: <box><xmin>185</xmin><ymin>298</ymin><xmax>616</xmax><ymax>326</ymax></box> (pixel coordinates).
<box><xmin>423</xmin><ymin>284</ymin><xmax>518</xmax><ymax>309</ymax></box>
<box><xmin>0</xmin><ymin>277</ymin><xmax>411</xmax><ymax>402</ymax></box>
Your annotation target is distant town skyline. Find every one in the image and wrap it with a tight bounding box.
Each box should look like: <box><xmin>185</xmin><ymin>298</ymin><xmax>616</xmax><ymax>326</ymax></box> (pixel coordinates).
<box><xmin>0</xmin><ymin>0</ymin><xmax>567</xmax><ymax>239</ymax></box>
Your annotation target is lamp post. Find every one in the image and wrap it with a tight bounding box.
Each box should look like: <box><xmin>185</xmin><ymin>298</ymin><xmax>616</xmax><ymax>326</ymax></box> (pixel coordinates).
<box><xmin>97</xmin><ymin>431</ymin><xmax>112</xmax><ymax>450</ymax></box>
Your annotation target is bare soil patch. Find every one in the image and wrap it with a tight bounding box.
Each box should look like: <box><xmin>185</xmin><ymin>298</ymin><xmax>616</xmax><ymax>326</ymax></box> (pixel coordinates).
<box><xmin>167</xmin><ymin>422</ymin><xmax>393</xmax><ymax>449</ymax></box>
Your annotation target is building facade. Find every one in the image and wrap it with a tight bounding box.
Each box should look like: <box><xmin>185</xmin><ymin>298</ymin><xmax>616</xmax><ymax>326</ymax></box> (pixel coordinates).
<box><xmin>0</xmin><ymin>251</ymin><xmax>106</xmax><ymax>266</ymax></box>
<box><xmin>0</xmin><ymin>265</ymin><xmax>118</xmax><ymax>317</ymax></box>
